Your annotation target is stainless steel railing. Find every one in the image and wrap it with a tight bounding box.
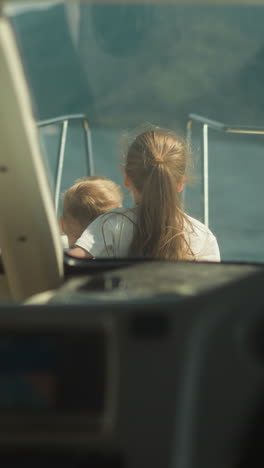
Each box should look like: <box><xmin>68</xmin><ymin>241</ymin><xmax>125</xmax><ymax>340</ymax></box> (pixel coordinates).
<box><xmin>37</xmin><ymin>114</ymin><xmax>94</xmax><ymax>213</ymax></box>
<box><xmin>186</xmin><ymin>114</ymin><xmax>264</xmax><ymax>227</ymax></box>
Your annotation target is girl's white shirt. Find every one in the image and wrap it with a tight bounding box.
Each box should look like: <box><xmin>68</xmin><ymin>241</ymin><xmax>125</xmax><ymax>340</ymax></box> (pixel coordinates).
<box><xmin>75</xmin><ymin>208</ymin><xmax>220</xmax><ymax>261</ymax></box>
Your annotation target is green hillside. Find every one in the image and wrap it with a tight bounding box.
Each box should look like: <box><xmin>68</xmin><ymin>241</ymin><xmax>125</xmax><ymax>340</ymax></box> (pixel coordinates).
<box><xmin>10</xmin><ymin>3</ymin><xmax>264</xmax><ymax>130</ymax></box>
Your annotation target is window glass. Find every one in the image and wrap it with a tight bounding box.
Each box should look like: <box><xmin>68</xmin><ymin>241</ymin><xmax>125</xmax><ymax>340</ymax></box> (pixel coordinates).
<box><xmin>5</xmin><ymin>0</ymin><xmax>264</xmax><ymax>262</ymax></box>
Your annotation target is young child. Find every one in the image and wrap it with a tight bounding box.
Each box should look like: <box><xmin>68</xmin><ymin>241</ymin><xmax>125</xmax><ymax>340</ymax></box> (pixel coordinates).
<box><xmin>60</xmin><ymin>176</ymin><xmax>123</xmax><ymax>248</ymax></box>
<box><xmin>70</xmin><ymin>128</ymin><xmax>220</xmax><ymax>261</ymax></box>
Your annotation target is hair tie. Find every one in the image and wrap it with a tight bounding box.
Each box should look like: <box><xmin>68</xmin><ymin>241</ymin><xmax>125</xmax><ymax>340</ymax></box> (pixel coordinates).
<box><xmin>155</xmin><ymin>158</ymin><xmax>165</xmax><ymax>166</ymax></box>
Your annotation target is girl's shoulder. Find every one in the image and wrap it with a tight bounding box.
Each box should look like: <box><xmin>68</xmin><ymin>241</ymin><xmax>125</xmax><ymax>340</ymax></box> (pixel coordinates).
<box><xmin>185</xmin><ymin>215</ymin><xmax>220</xmax><ymax>261</ymax></box>
<box><xmin>185</xmin><ymin>215</ymin><xmax>216</xmax><ymax>237</ymax></box>
<box><xmin>75</xmin><ymin>207</ymin><xmax>136</xmax><ymax>257</ymax></box>
<box><xmin>98</xmin><ymin>207</ymin><xmax>136</xmax><ymax>227</ymax></box>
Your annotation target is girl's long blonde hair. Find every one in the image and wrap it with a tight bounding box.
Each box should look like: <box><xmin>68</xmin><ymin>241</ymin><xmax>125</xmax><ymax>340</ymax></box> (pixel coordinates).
<box><xmin>124</xmin><ymin>128</ymin><xmax>194</xmax><ymax>260</ymax></box>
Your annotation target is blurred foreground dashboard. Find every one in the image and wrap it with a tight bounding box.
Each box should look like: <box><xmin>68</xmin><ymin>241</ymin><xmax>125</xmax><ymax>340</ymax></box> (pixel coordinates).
<box><xmin>0</xmin><ymin>259</ymin><xmax>264</xmax><ymax>468</ymax></box>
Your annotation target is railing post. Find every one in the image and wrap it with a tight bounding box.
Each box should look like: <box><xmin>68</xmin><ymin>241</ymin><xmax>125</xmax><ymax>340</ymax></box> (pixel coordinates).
<box><xmin>83</xmin><ymin>119</ymin><xmax>94</xmax><ymax>176</ymax></box>
<box><xmin>187</xmin><ymin>113</ymin><xmax>264</xmax><ymax>229</ymax></box>
<box><xmin>201</xmin><ymin>124</ymin><xmax>209</xmax><ymax>228</ymax></box>
<box><xmin>186</xmin><ymin>119</ymin><xmax>192</xmax><ymax>145</ymax></box>
<box><xmin>183</xmin><ymin>119</ymin><xmax>193</xmax><ymax>208</ymax></box>
<box><xmin>55</xmin><ymin>120</ymin><xmax>68</xmax><ymax>214</ymax></box>
<box><xmin>38</xmin><ymin>115</ymin><xmax>95</xmax><ymax>209</ymax></box>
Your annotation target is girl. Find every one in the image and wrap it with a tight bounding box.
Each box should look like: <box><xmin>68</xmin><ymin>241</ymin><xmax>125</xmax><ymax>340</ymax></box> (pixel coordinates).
<box><xmin>70</xmin><ymin>127</ymin><xmax>220</xmax><ymax>261</ymax></box>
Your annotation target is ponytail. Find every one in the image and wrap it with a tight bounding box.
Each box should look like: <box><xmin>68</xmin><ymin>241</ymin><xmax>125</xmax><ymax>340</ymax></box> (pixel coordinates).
<box><xmin>126</xmin><ymin>129</ymin><xmax>193</xmax><ymax>260</ymax></box>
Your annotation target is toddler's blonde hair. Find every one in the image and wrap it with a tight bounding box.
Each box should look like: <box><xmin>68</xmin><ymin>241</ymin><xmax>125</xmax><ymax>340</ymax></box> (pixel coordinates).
<box><xmin>62</xmin><ymin>176</ymin><xmax>123</xmax><ymax>245</ymax></box>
